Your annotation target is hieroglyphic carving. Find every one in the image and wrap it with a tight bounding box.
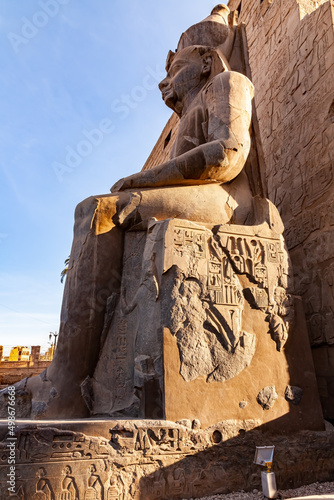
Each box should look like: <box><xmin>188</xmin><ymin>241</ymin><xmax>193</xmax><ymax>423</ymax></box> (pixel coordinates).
<box><xmin>207</xmin><ymin>254</ymin><xmax>243</xmax><ymax>306</ymax></box>
<box><xmin>218</xmin><ymin>231</ymin><xmax>271</xmax><ymax>278</ymax></box>
<box><xmin>148</xmin><ymin>469</ymin><xmax>166</xmax><ymax>499</ymax></box>
<box><xmin>173</xmin><ymin>226</ymin><xmax>206</xmax><ymax>258</ymax></box>
<box><xmin>5</xmin><ymin>429</ymin><xmax>111</xmax><ymax>468</ymax></box>
<box><xmin>293</xmin><ymin>245</ymin><xmax>334</xmax><ymax>347</ymax></box>
<box><xmin>0</xmin><ymin>418</ymin><xmax>332</xmax><ymax>499</ymax></box>
<box><xmin>33</xmin><ymin>467</ymin><xmax>54</xmax><ymax>500</ymax></box>
<box><xmin>17</xmin><ymin>432</ymin><xmax>29</xmax><ymax>462</ymax></box>
<box><xmin>145</xmin><ymin>466</ymin><xmax>207</xmax><ymax>498</ymax></box>
<box><xmin>51</xmin><ymin>433</ymin><xmax>86</xmax><ymax>460</ymax></box>
<box><xmin>105</xmin><ymin>473</ymin><xmax>123</xmax><ymax>500</ymax></box>
<box><xmin>288</xmin><ymin>161</ymin><xmax>333</xmax><ymax>217</ymax></box>
<box><xmin>84</xmin><ymin>464</ymin><xmax>103</xmax><ymax>500</ymax></box>
<box><xmin>167</xmin><ymin>219</ymin><xmax>293</xmax><ymax>380</ymax></box>
<box><xmin>167</xmin><ymin>467</ymin><xmax>186</xmax><ymax>497</ymax></box>
<box><xmin>114</xmin><ymin>318</ymin><xmax>128</xmax><ymax>407</ymax></box>
<box><xmin>4</xmin><ymin>484</ymin><xmax>25</xmax><ymax>499</ymax></box>
<box><xmin>59</xmin><ymin>465</ymin><xmax>79</xmax><ymax>500</ymax></box>
<box><xmin>284</xmin><ymin>194</ymin><xmax>334</xmax><ymax>249</ymax></box>
<box><xmin>216</xmin><ymin>225</ymin><xmax>293</xmax><ymax>350</ymax></box>
<box><xmin>235</xmin><ymin>0</ymin><xmax>334</xmax><ymax>421</ymax></box>
<box><xmin>108</xmin><ymin>420</ymin><xmax>225</xmax><ymax>457</ymax></box>
<box><xmin>206</xmin><ymin>247</ymin><xmax>245</xmax><ymax>352</ymax></box>
<box><xmin>167</xmin><ymin>222</ymin><xmax>257</xmax><ymax>382</ymax></box>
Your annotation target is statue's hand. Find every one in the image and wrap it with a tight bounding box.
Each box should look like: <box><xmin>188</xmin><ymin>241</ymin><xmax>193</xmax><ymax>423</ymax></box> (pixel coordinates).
<box><xmin>110</xmin><ymin>171</ymin><xmax>151</xmax><ymax>192</ymax></box>
<box><xmin>110</xmin><ymin>172</ymin><xmax>146</xmax><ymax>192</ymax></box>
<box><xmin>110</xmin><ymin>178</ymin><xmax>126</xmax><ymax>193</ymax></box>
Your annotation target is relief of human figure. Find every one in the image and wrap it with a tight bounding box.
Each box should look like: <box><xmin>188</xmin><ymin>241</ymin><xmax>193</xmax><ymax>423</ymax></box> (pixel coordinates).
<box><xmin>33</xmin><ymin>468</ymin><xmax>54</xmax><ymax>500</ymax></box>
<box><xmin>106</xmin><ymin>475</ymin><xmax>121</xmax><ymax>500</ymax></box>
<box><xmin>84</xmin><ymin>465</ymin><xmax>103</xmax><ymax>500</ymax></box>
<box><xmin>6</xmin><ymin>485</ymin><xmax>25</xmax><ymax>500</ymax></box>
<box><xmin>59</xmin><ymin>465</ymin><xmax>79</xmax><ymax>500</ymax></box>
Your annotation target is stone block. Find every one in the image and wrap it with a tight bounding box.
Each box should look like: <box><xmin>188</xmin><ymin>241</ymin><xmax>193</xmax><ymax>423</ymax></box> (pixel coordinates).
<box><xmin>285</xmin><ymin>385</ymin><xmax>303</xmax><ymax>405</ymax></box>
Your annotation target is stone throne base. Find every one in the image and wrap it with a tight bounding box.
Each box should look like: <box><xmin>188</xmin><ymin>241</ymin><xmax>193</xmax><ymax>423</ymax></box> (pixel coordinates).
<box><xmin>0</xmin><ymin>418</ymin><xmax>333</xmax><ymax>500</ymax></box>
<box><xmin>87</xmin><ymin>216</ymin><xmax>323</xmax><ymax>432</ymax></box>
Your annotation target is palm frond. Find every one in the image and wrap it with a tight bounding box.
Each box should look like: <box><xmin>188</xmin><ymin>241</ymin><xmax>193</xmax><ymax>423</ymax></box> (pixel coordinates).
<box><xmin>60</xmin><ymin>257</ymin><xmax>70</xmax><ymax>284</ymax></box>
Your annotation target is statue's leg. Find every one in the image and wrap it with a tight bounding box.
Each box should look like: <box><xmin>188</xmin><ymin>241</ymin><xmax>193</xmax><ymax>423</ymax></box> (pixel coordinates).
<box><xmin>90</xmin><ymin>181</ymin><xmax>255</xmax><ymax>417</ymax></box>
<box><xmin>17</xmin><ymin>193</ymin><xmax>129</xmax><ymax>418</ymax></box>
<box><xmin>117</xmin><ymin>176</ymin><xmax>254</xmax><ymax>229</ymax></box>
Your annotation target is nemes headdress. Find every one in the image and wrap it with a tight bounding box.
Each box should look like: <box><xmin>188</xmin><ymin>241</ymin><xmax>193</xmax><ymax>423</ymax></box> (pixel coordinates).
<box><xmin>177</xmin><ymin>5</ymin><xmax>237</xmax><ymax>62</ymax></box>
<box><xmin>165</xmin><ymin>5</ymin><xmax>240</xmax><ymax>79</ymax></box>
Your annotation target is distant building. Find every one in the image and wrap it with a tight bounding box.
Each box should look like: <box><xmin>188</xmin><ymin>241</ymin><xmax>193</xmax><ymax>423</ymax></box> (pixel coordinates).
<box><xmin>0</xmin><ymin>344</ymin><xmax>51</xmax><ymax>388</ymax></box>
<box><xmin>9</xmin><ymin>346</ymin><xmax>30</xmax><ymax>362</ymax></box>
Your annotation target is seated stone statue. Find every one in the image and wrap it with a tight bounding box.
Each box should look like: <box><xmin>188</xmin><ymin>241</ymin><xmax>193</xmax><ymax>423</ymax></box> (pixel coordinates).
<box><xmin>112</xmin><ymin>45</ymin><xmax>253</xmax><ymax>192</ymax></box>
<box><xmin>0</xmin><ymin>43</ymin><xmax>290</xmax><ymax>420</ymax></box>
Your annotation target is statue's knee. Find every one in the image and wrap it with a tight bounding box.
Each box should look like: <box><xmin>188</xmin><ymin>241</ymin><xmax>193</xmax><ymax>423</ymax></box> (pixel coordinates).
<box><xmin>74</xmin><ymin>196</ymin><xmax>99</xmax><ymax>220</ymax></box>
<box><xmin>72</xmin><ymin>196</ymin><xmax>102</xmax><ymax>241</ymax></box>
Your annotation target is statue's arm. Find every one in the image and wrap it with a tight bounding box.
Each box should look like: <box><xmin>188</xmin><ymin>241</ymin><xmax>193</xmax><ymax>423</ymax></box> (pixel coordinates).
<box><xmin>111</xmin><ymin>72</ymin><xmax>254</xmax><ymax>192</ymax></box>
<box><xmin>111</xmin><ymin>140</ymin><xmax>231</xmax><ymax>192</ymax></box>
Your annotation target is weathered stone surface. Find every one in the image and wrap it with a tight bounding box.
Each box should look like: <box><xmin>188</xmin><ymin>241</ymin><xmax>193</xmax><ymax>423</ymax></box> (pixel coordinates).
<box><xmin>257</xmin><ymin>386</ymin><xmax>279</xmax><ymax>410</ymax></box>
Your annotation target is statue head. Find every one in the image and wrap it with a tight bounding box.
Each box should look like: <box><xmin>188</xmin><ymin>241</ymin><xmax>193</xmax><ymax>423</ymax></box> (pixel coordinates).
<box><xmin>158</xmin><ymin>45</ymin><xmax>229</xmax><ymax>116</ymax></box>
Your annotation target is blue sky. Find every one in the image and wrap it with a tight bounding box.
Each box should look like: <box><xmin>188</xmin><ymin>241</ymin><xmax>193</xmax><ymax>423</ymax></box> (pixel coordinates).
<box><xmin>0</xmin><ymin>1</ymin><xmax>216</xmax><ymax>353</ymax></box>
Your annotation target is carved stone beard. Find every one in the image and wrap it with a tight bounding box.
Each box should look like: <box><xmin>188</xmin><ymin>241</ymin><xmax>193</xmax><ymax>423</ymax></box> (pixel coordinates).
<box><xmin>169</xmin><ymin>98</ymin><xmax>184</xmax><ymax>116</ymax></box>
<box><xmin>163</xmin><ymin>89</ymin><xmax>183</xmax><ymax>115</ymax></box>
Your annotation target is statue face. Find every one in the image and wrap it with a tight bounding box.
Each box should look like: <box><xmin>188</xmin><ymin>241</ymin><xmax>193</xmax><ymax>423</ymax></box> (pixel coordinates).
<box><xmin>159</xmin><ymin>48</ymin><xmax>207</xmax><ymax>114</ymax></box>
